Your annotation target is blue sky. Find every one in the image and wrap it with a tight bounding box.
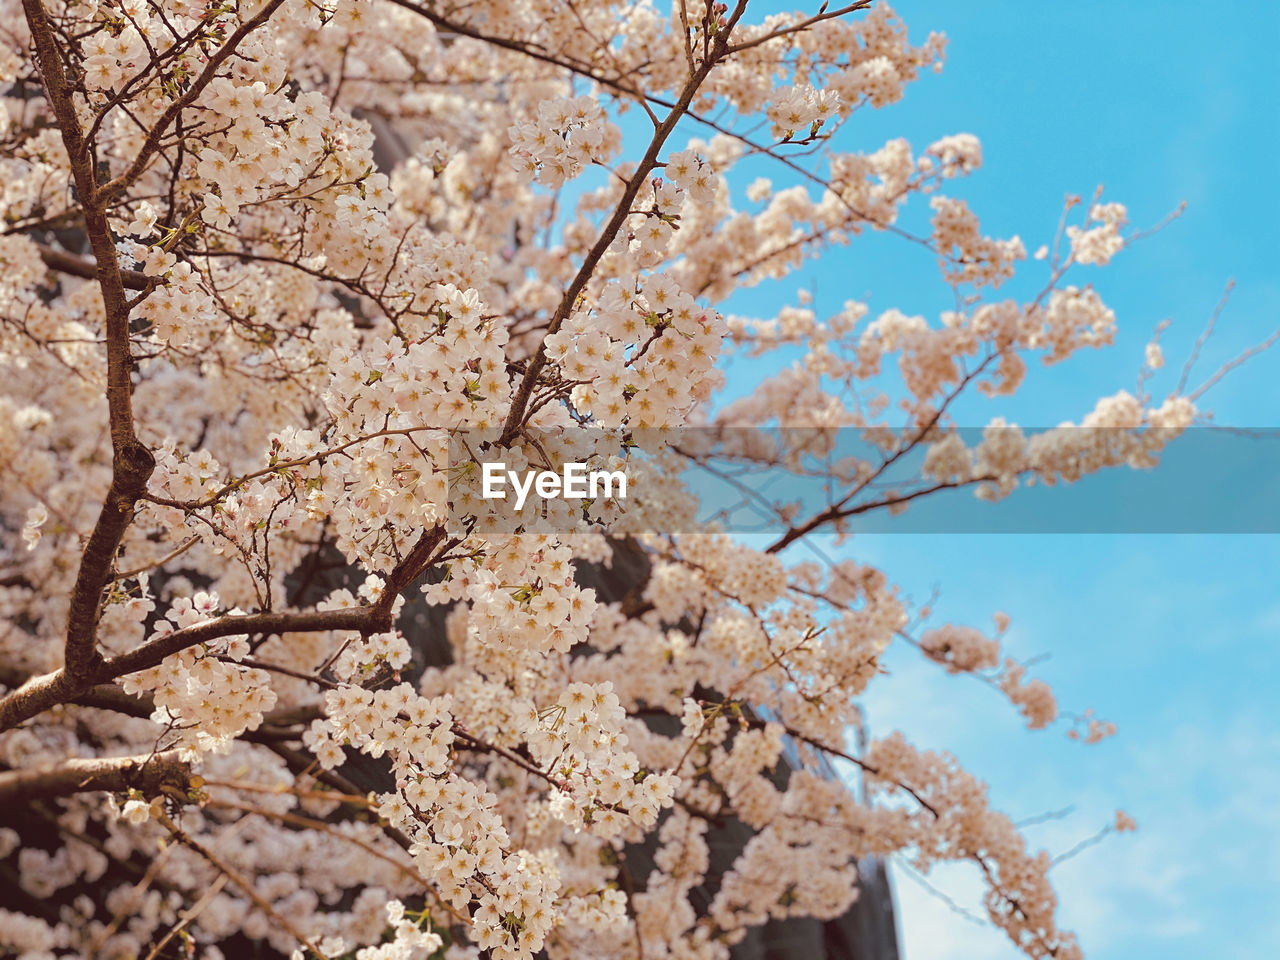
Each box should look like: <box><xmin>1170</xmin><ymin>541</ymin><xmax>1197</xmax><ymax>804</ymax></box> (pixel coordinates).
<box><xmin>703</xmin><ymin>2</ymin><xmax>1280</xmax><ymax>959</ymax></box>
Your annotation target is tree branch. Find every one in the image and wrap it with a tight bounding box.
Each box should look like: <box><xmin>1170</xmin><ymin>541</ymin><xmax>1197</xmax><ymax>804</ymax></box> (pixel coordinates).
<box><xmin>36</xmin><ymin>242</ymin><xmax>151</xmax><ymax>291</ymax></box>
<box><xmin>23</xmin><ymin>0</ymin><xmax>157</xmax><ymax>682</ymax></box>
<box><xmin>0</xmin><ymin>518</ymin><xmax>452</xmax><ymax>733</ymax></box>
<box><xmin>96</xmin><ymin>0</ymin><xmax>288</xmax><ymax>205</ymax></box>
<box><xmin>157</xmin><ymin>810</ymin><xmax>326</xmax><ymax>958</ymax></box>
<box><xmin>0</xmin><ymin>606</ymin><xmax>382</xmax><ymax>732</ymax></box>
<box><xmin>0</xmin><ymin>750</ymin><xmax>190</xmax><ymax>802</ymax></box>
<box><xmin>498</xmin><ymin>0</ymin><xmax>752</xmax><ymax>444</ymax></box>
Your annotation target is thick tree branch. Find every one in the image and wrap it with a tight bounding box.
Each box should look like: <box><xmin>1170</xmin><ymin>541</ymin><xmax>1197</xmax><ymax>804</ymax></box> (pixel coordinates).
<box><xmin>376</xmin><ymin>522</ymin><xmax>450</xmax><ymax>606</ymax></box>
<box><xmin>0</xmin><ymin>521</ymin><xmax>449</xmax><ymax>732</ymax></box>
<box><xmin>23</xmin><ymin>0</ymin><xmax>156</xmax><ymax>681</ymax></box>
<box><xmin>107</xmin><ymin>606</ymin><xmax>390</xmax><ymax>677</ymax></box>
<box><xmin>0</xmin><ymin>750</ymin><xmax>190</xmax><ymax>802</ymax></box>
<box><xmin>0</xmin><ymin>606</ymin><xmax>383</xmax><ymax>732</ymax></box>
<box><xmin>36</xmin><ymin>242</ymin><xmax>151</xmax><ymax>291</ymax></box>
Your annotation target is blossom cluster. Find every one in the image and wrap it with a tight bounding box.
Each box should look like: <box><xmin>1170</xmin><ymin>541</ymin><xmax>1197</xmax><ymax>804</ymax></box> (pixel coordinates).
<box><xmin>508</xmin><ymin>96</ymin><xmax>622</xmax><ymax>187</ymax></box>
<box><xmin>119</xmin><ymin>592</ymin><xmax>277</xmax><ymax>755</ymax></box>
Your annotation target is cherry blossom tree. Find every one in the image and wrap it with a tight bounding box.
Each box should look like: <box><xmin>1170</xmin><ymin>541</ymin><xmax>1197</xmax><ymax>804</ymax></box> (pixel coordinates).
<box><xmin>0</xmin><ymin>0</ymin><xmax>1244</xmax><ymax>957</ymax></box>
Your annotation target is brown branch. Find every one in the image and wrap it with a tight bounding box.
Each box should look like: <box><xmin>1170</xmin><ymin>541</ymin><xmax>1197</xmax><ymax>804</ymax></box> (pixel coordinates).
<box><xmin>22</xmin><ymin>0</ymin><xmax>157</xmax><ymax>682</ymax></box>
<box><xmin>96</xmin><ymin>0</ymin><xmax>288</xmax><ymax>205</ymax></box>
<box><xmin>107</xmin><ymin>607</ymin><xmax>389</xmax><ymax>678</ymax></box>
<box><xmin>111</xmin><ymin>535</ymin><xmax>200</xmax><ymax>581</ymax></box>
<box><xmin>142</xmin><ymin>874</ymin><xmax>229</xmax><ymax>960</ymax></box>
<box><xmin>765</xmin><ymin>354</ymin><xmax>998</xmax><ymax>553</ymax></box>
<box><xmin>145</xmin><ymin>428</ymin><xmax>442</xmax><ymax>511</ymax></box>
<box><xmin>0</xmin><ymin>606</ymin><xmax>381</xmax><ymax>732</ymax></box>
<box><xmin>387</xmin><ymin>0</ymin><xmax>653</xmax><ymax>106</ymax></box>
<box><xmin>376</xmin><ymin>523</ymin><xmax>450</xmax><ymax>606</ymax></box>
<box><xmin>36</xmin><ymin>242</ymin><xmax>152</xmax><ymax>291</ymax></box>
<box><xmin>157</xmin><ymin>810</ymin><xmax>326</xmax><ymax>958</ymax></box>
<box><xmin>1189</xmin><ymin>325</ymin><xmax>1280</xmax><ymax>402</ymax></box>
<box><xmin>724</xmin><ymin>1</ymin><xmax>875</xmax><ymax>54</ymax></box>
<box><xmin>0</xmin><ymin>521</ymin><xmax>449</xmax><ymax>731</ymax></box>
<box><xmin>203</xmin><ymin>798</ymin><xmax>469</xmax><ymax>925</ymax></box>
<box><xmin>454</xmin><ymin>728</ymin><xmax>570</xmax><ymax>791</ymax></box>
<box><xmin>91</xmin><ymin>842</ymin><xmax>179</xmax><ymax>954</ymax></box>
<box><xmin>0</xmin><ymin>750</ymin><xmax>190</xmax><ymax>802</ymax></box>
<box><xmin>498</xmin><ymin>0</ymin><xmax>752</xmax><ymax>445</ymax></box>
